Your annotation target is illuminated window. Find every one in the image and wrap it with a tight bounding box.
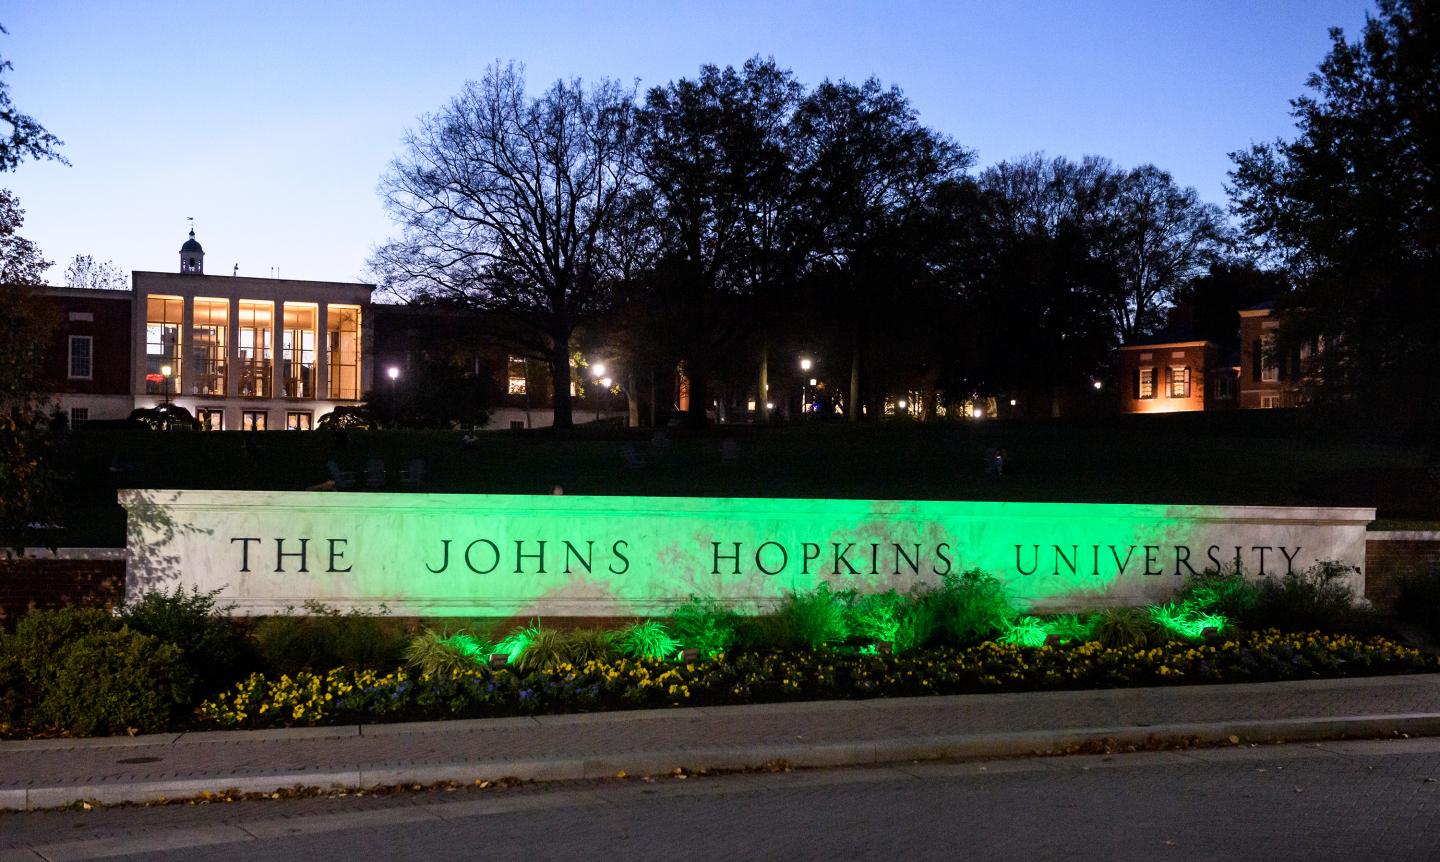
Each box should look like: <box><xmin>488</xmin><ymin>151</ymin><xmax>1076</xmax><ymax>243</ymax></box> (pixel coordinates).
<box><xmin>190</xmin><ymin>299</ymin><xmax>228</xmax><ymax>396</ymax></box>
<box><xmin>1169</xmin><ymin>367</ymin><xmax>1191</xmax><ymax>398</ymax></box>
<box><xmin>327</xmin><ymin>305</ymin><xmax>362</xmax><ymax>400</ymax></box>
<box><xmin>507</xmin><ymin>356</ymin><xmax>528</xmax><ymax>395</ymax></box>
<box><xmin>1138</xmin><ymin>368</ymin><xmax>1155</xmax><ymax>399</ymax></box>
<box><xmin>286</xmin><ymin>411</ymin><xmax>313</xmax><ymax>430</ymax></box>
<box><xmin>68</xmin><ymin>335</ymin><xmax>92</xmax><ymax>379</ymax></box>
<box><xmin>1261</xmin><ymin>335</ymin><xmax>1279</xmax><ymax>382</ymax></box>
<box><xmin>1261</xmin><ymin>395</ymin><xmax>1281</xmax><ymax>409</ymax></box>
<box><xmin>196</xmin><ymin>407</ymin><xmax>225</xmax><ymax>430</ymax></box>
<box><xmin>237</xmin><ymin>301</ymin><xmax>274</xmax><ymax>398</ymax></box>
<box><xmin>242</xmin><ymin>410</ymin><xmax>268</xmax><ymax>431</ymax></box>
<box><xmin>145</xmin><ymin>295</ymin><xmax>183</xmax><ymax>395</ymax></box>
<box><xmin>283</xmin><ymin>303</ymin><xmax>318</xmax><ymax>398</ymax></box>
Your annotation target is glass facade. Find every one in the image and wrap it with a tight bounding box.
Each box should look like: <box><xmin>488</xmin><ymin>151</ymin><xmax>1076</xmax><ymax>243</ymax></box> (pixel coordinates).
<box><xmin>283</xmin><ymin>303</ymin><xmax>318</xmax><ymax>398</ymax></box>
<box><xmin>326</xmin><ymin>305</ymin><xmax>361</xmax><ymax>400</ymax></box>
<box><xmin>145</xmin><ymin>295</ymin><xmax>183</xmax><ymax>395</ymax></box>
<box><xmin>190</xmin><ymin>299</ymin><xmax>228</xmax><ymax>396</ymax></box>
<box><xmin>237</xmin><ymin>301</ymin><xmax>273</xmax><ymax>398</ymax></box>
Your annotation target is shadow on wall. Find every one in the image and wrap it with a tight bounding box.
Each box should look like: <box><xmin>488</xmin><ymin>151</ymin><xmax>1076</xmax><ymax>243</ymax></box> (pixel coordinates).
<box><xmin>122</xmin><ymin>490</ymin><xmax>214</xmax><ymax>598</ymax></box>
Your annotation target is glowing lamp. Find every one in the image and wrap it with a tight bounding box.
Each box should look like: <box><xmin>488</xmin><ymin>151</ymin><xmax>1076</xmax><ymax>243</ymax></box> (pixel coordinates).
<box><xmin>160</xmin><ymin>364</ymin><xmax>173</xmax><ymax>378</ymax></box>
<box><xmin>973</xmin><ymin>407</ymin><xmax>983</xmax><ymax>418</ymax></box>
<box><xmin>799</xmin><ymin>358</ymin><xmax>812</xmax><ymax>372</ymax></box>
<box><xmin>601</xmin><ymin>377</ymin><xmax>612</xmax><ymax>388</ymax></box>
<box><xmin>897</xmin><ymin>399</ymin><xmax>907</xmax><ymax>409</ymax></box>
<box><xmin>591</xmin><ymin>362</ymin><xmax>606</xmax><ymax>377</ymax></box>
<box><xmin>387</xmin><ymin>366</ymin><xmax>400</xmax><ymax>381</ymax></box>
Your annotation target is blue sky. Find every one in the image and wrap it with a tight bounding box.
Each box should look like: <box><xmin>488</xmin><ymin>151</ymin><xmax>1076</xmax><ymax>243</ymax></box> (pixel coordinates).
<box><xmin>4</xmin><ymin>0</ymin><xmax>1371</xmax><ymax>284</ymax></box>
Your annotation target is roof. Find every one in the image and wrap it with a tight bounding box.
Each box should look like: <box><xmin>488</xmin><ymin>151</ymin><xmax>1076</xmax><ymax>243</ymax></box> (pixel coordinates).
<box><xmin>179</xmin><ymin>230</ymin><xmax>204</xmax><ymax>254</ymax></box>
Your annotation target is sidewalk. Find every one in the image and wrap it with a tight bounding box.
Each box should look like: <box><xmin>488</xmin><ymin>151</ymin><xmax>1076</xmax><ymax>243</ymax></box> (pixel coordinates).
<box><xmin>5</xmin><ymin>674</ymin><xmax>1440</xmax><ymax>811</ymax></box>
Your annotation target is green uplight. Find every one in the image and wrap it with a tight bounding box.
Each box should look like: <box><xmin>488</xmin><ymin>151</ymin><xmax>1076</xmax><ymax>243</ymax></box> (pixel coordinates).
<box><xmin>494</xmin><ymin>623</ymin><xmax>540</xmax><ymax>663</ymax></box>
<box><xmin>1148</xmin><ymin>602</ymin><xmax>1228</xmax><ymax>639</ymax></box>
<box><xmin>999</xmin><ymin>616</ymin><xmax>1050</xmax><ymax>648</ymax></box>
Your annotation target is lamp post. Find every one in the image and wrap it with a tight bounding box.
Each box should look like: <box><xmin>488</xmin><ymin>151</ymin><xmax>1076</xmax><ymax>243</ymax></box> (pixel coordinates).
<box><xmin>590</xmin><ymin>362</ymin><xmax>608</xmax><ymax>422</ymax></box>
<box><xmin>799</xmin><ymin>356</ymin><xmax>813</xmax><ymax>415</ymax></box>
<box><xmin>160</xmin><ymin>364</ymin><xmax>173</xmax><ymax>406</ymax></box>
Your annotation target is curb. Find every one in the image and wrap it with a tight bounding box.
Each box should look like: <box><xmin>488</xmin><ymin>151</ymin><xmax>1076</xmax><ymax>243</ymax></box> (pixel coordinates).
<box><xmin>9</xmin><ymin>711</ymin><xmax>1440</xmax><ymax>811</ymax></box>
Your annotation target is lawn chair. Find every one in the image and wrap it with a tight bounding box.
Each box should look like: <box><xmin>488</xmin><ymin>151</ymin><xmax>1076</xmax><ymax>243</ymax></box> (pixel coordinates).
<box><xmin>720</xmin><ymin>439</ymin><xmax>739</xmax><ymax>464</ymax></box>
<box><xmin>400</xmin><ymin>458</ymin><xmax>426</xmax><ymax>488</ymax></box>
<box><xmin>326</xmin><ymin>460</ymin><xmax>357</xmax><ymax>489</ymax></box>
<box><xmin>364</xmin><ymin>458</ymin><xmax>387</xmax><ymax>488</ymax></box>
<box><xmin>621</xmin><ymin>443</ymin><xmax>645</xmax><ymax>469</ymax></box>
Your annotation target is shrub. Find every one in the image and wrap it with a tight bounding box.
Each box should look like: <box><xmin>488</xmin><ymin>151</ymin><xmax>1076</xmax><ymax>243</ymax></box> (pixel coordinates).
<box><xmin>251</xmin><ymin>603</ymin><xmax>409</xmax><ymax>674</ymax></box>
<box><xmin>1253</xmin><ymin>562</ymin><xmax>1365</xmax><ymax>632</ymax></box>
<box><xmin>512</xmin><ymin>627</ymin><xmax>570</xmax><ymax>673</ymax></box>
<box><xmin>616</xmin><ymin>620</ymin><xmax>680</xmax><ymax>660</ymax></box>
<box><xmin>1047</xmin><ymin>613</ymin><xmax>1098</xmax><ymax>643</ymax></box>
<box><xmin>494</xmin><ymin>622</ymin><xmax>541</xmax><ymax>664</ymax></box>
<box><xmin>771</xmin><ymin>584</ymin><xmax>850</xmax><ymax>650</ymax></box>
<box><xmin>1394</xmin><ymin>566</ymin><xmax>1440</xmax><ymax>638</ymax></box>
<box><xmin>999</xmin><ymin>615</ymin><xmax>1050</xmax><ymax>647</ymax></box>
<box><xmin>1092</xmin><ymin>607</ymin><xmax>1158</xmax><ymax>647</ymax></box>
<box><xmin>2</xmin><ymin>606</ymin><xmax>120</xmax><ymax>724</ymax></box>
<box><xmin>1174</xmin><ymin>568</ymin><xmax>1263</xmax><ymax>623</ymax></box>
<box><xmin>668</xmin><ymin>596</ymin><xmax>738</xmax><ymax>657</ymax></box>
<box><xmin>120</xmin><ymin>586</ymin><xmax>243</xmax><ymax>693</ymax></box>
<box><xmin>846</xmin><ymin>590</ymin><xmax>937</xmax><ymax>653</ymax></box>
<box><xmin>563</xmin><ymin>628</ymin><xmax>619</xmax><ymax>664</ymax></box>
<box><xmin>923</xmin><ymin>568</ymin><xmax>1016</xmax><ymax>645</ymax></box>
<box><xmin>1148</xmin><ymin>602</ymin><xmax>1228</xmax><ymax>640</ymax></box>
<box><xmin>36</xmin><ymin>628</ymin><xmax>192</xmax><ymax>735</ymax></box>
<box><xmin>405</xmin><ymin>630</ymin><xmax>489</xmax><ymax>675</ymax></box>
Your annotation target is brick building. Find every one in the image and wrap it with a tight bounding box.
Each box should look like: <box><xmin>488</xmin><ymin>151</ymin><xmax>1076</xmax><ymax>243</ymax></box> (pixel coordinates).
<box><xmin>36</xmin><ymin>229</ymin><xmax>375</xmax><ymax>429</ymax></box>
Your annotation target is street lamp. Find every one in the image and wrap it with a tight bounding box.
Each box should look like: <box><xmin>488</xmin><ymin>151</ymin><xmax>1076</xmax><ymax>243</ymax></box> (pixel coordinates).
<box><xmin>799</xmin><ymin>357</ymin><xmax>814</xmax><ymax>414</ymax></box>
<box><xmin>387</xmin><ymin>366</ymin><xmax>400</xmax><ymax>382</ymax></box>
<box><xmin>160</xmin><ymin>364</ymin><xmax>173</xmax><ymax>406</ymax></box>
<box><xmin>1092</xmin><ymin>379</ymin><xmax>1104</xmax><ymax>391</ymax></box>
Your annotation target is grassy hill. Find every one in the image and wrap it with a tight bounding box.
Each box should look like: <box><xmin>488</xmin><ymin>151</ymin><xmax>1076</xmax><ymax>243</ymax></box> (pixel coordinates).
<box><xmin>45</xmin><ymin>409</ymin><xmax>1436</xmax><ymax>549</ymax></box>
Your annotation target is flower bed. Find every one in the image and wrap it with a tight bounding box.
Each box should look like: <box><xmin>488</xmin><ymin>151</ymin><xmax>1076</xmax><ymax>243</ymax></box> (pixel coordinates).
<box><xmin>199</xmin><ymin>630</ymin><xmax>1437</xmax><ymax>730</ymax></box>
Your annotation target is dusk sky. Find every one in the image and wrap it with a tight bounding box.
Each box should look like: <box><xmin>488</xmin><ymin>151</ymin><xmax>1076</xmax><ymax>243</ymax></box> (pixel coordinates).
<box><xmin>5</xmin><ymin>0</ymin><xmax>1371</xmax><ymax>285</ymax></box>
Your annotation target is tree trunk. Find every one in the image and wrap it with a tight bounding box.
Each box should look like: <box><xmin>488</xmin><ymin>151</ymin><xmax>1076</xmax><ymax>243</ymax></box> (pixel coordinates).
<box><xmin>847</xmin><ymin>334</ymin><xmax>861</xmax><ymax>423</ymax></box>
<box><xmin>625</xmin><ymin>371</ymin><xmax>640</xmax><ymax>428</ymax></box>
<box><xmin>549</xmin><ymin>342</ymin><xmax>573</xmax><ymax>429</ymax></box>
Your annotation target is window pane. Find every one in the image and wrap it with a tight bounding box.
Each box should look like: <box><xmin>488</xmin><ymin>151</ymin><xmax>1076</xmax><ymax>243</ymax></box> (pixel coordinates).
<box><xmin>145</xmin><ymin>296</ymin><xmax>183</xmax><ymax>394</ymax></box>
<box><xmin>283</xmin><ymin>303</ymin><xmax>317</xmax><ymax>398</ymax></box>
<box><xmin>326</xmin><ymin>305</ymin><xmax>361</xmax><ymax>400</ymax></box>
<box><xmin>238</xmin><ymin>301</ymin><xmax>273</xmax><ymax>398</ymax></box>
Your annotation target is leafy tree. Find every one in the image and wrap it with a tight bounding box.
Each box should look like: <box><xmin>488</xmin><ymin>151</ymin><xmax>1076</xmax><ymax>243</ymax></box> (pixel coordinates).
<box><xmin>372</xmin><ymin>63</ymin><xmax>641</xmax><ymax>429</ymax></box>
<box><xmin>0</xmin><ymin>24</ymin><xmax>66</xmax><ymax>172</ymax></box>
<box><xmin>791</xmin><ymin>77</ymin><xmax>972</xmax><ymax>420</ymax></box>
<box><xmin>0</xmin><ymin>190</ymin><xmax>59</xmax><ymax>549</ymax></box>
<box><xmin>63</xmin><ymin>254</ymin><xmax>128</xmax><ymax>290</ymax></box>
<box><xmin>635</xmin><ymin>58</ymin><xmax>805</xmax><ymax>425</ymax></box>
<box><xmin>1229</xmin><ymin>0</ymin><xmax>1439</xmax><ymax>431</ymax></box>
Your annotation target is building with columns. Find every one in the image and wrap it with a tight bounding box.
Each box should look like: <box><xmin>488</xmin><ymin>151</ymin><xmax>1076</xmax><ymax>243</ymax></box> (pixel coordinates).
<box><xmin>40</xmin><ymin>229</ymin><xmax>374</xmax><ymax>429</ymax></box>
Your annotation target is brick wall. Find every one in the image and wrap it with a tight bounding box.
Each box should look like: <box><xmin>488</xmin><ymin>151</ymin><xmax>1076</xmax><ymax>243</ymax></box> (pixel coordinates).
<box><xmin>0</xmin><ymin>558</ymin><xmax>126</xmax><ymax>625</ymax></box>
<box><xmin>1365</xmin><ymin>533</ymin><xmax>1440</xmax><ymax>608</ymax></box>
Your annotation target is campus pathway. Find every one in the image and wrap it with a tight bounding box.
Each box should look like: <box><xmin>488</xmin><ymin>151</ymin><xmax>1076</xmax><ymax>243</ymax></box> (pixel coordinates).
<box><xmin>4</xmin><ymin>674</ymin><xmax>1440</xmax><ymax>810</ymax></box>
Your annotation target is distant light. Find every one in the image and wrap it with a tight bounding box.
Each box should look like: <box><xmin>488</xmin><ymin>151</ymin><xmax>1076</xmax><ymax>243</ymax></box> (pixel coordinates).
<box><xmin>800</xmin><ymin>358</ymin><xmax>813</xmax><ymax>372</ymax></box>
<box><xmin>765</xmin><ymin>402</ymin><xmax>774</xmax><ymax>410</ymax></box>
<box><xmin>1009</xmin><ymin>399</ymin><xmax>1017</xmax><ymax>406</ymax></box>
<box><xmin>897</xmin><ymin>399</ymin><xmax>907</xmax><ymax>410</ymax></box>
<box><xmin>809</xmin><ymin>378</ymin><xmax>817</xmax><ymax>386</ymax></box>
<box><xmin>600</xmin><ymin>377</ymin><xmax>612</xmax><ymax>388</ymax></box>
<box><xmin>387</xmin><ymin>366</ymin><xmax>400</xmax><ymax>381</ymax></box>
<box><xmin>973</xmin><ymin>407</ymin><xmax>983</xmax><ymax>418</ymax></box>
<box><xmin>591</xmin><ymin>362</ymin><xmax>606</xmax><ymax>377</ymax></box>
<box><xmin>160</xmin><ymin>364</ymin><xmax>172</xmax><ymax>378</ymax></box>
<box><xmin>1092</xmin><ymin>380</ymin><xmax>1103</xmax><ymax>390</ymax></box>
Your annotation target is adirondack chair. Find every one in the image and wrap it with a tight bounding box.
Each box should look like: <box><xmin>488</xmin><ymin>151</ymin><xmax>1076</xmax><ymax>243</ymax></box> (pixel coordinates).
<box><xmin>326</xmin><ymin>460</ymin><xmax>357</xmax><ymax>489</ymax></box>
<box><xmin>364</xmin><ymin>458</ymin><xmax>387</xmax><ymax>488</ymax></box>
<box><xmin>721</xmin><ymin>439</ymin><xmax>739</xmax><ymax>464</ymax></box>
<box><xmin>400</xmin><ymin>458</ymin><xmax>426</xmax><ymax>487</ymax></box>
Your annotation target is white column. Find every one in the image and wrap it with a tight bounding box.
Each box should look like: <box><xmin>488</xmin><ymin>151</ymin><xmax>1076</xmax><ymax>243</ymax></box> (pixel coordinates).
<box><xmin>317</xmin><ymin>302</ymin><xmax>329</xmax><ymax>401</ymax></box>
<box><xmin>272</xmin><ymin>301</ymin><xmax>285</xmax><ymax>402</ymax></box>
<box><xmin>180</xmin><ymin>293</ymin><xmax>194</xmax><ymax>400</ymax></box>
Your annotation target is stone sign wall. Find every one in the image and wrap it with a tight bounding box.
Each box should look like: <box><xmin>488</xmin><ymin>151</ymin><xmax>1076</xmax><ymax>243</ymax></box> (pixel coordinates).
<box><xmin>121</xmin><ymin>490</ymin><xmax>1376</xmax><ymax>616</ymax></box>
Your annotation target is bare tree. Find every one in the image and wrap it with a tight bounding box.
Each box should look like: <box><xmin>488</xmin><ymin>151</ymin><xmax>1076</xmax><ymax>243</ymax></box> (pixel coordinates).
<box><xmin>370</xmin><ymin>63</ymin><xmax>640</xmax><ymax>429</ymax></box>
<box><xmin>63</xmin><ymin>254</ymin><xmax>128</xmax><ymax>290</ymax></box>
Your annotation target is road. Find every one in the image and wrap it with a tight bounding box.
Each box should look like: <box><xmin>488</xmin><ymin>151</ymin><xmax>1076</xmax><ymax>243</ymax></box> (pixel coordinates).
<box><xmin>3</xmin><ymin>737</ymin><xmax>1439</xmax><ymax>861</ymax></box>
